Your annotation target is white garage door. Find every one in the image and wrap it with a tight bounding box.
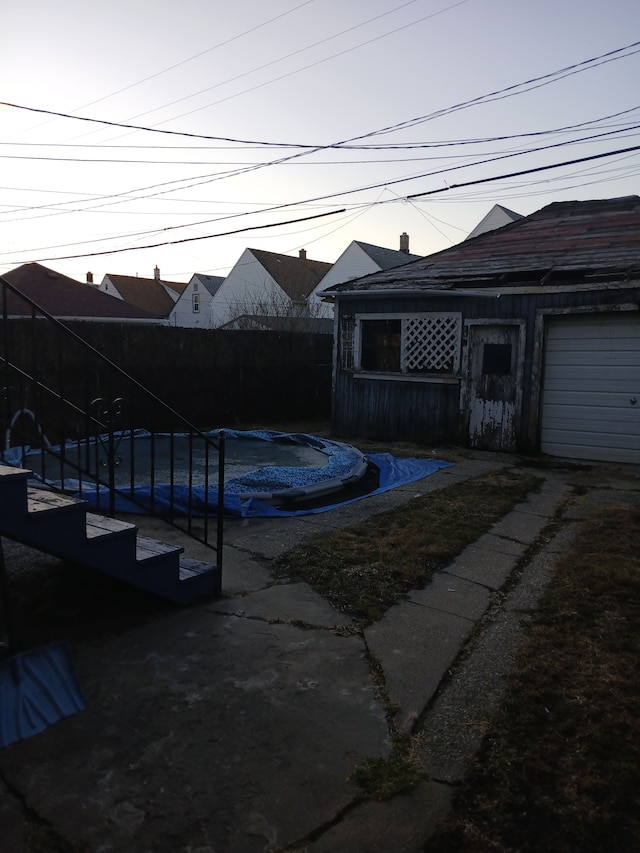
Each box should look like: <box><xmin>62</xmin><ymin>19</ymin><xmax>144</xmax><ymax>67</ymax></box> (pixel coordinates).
<box><xmin>541</xmin><ymin>312</ymin><xmax>640</xmax><ymax>463</ymax></box>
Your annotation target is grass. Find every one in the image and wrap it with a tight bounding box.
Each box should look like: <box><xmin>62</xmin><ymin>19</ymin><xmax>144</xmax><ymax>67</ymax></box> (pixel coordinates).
<box><xmin>351</xmin><ymin>732</ymin><xmax>425</xmax><ymax>801</ymax></box>
<box><xmin>425</xmin><ymin>501</ymin><xmax>640</xmax><ymax>852</ymax></box>
<box><xmin>274</xmin><ymin>468</ymin><xmax>543</xmax><ymax>626</ymax></box>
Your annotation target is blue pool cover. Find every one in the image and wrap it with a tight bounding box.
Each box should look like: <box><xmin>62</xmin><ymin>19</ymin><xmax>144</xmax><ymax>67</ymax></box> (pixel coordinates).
<box><xmin>225</xmin><ymin>452</ymin><xmax>452</xmax><ymax>517</ymax></box>
<box><xmin>7</xmin><ymin>429</ymin><xmax>453</xmax><ymax>519</ymax></box>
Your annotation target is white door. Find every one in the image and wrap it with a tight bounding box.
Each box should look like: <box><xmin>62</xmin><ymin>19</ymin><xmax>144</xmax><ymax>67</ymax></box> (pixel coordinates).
<box><xmin>540</xmin><ymin>313</ymin><xmax>640</xmax><ymax>463</ymax></box>
<box><xmin>467</xmin><ymin>324</ymin><xmax>521</xmax><ymax>451</ymax></box>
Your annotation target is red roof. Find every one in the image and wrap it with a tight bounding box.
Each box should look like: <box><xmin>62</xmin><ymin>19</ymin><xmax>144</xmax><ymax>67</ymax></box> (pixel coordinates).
<box><xmin>102</xmin><ymin>274</ymin><xmax>187</xmax><ymax>317</ymax></box>
<box><xmin>1</xmin><ymin>264</ymin><xmax>158</xmax><ymax>319</ymax></box>
<box><xmin>332</xmin><ymin>196</ymin><xmax>640</xmax><ymax>293</ymax></box>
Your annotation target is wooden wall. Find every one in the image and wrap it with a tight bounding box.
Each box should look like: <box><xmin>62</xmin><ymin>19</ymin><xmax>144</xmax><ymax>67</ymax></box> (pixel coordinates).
<box><xmin>332</xmin><ymin>285</ymin><xmax>640</xmax><ymax>449</ymax></box>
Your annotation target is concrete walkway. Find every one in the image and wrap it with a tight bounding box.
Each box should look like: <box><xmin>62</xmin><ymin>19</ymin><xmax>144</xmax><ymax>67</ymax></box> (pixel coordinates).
<box><xmin>1</xmin><ymin>453</ymin><xmax>638</xmax><ymax>852</ymax></box>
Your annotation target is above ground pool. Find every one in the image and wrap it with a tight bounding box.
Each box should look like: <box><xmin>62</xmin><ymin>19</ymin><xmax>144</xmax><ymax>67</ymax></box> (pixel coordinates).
<box><xmin>10</xmin><ymin>428</ymin><xmax>372</xmax><ymax>511</ymax></box>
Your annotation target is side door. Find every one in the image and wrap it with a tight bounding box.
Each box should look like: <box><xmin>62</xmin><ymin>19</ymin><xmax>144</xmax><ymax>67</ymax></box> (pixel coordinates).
<box><xmin>465</xmin><ymin>324</ymin><xmax>523</xmax><ymax>451</ymax></box>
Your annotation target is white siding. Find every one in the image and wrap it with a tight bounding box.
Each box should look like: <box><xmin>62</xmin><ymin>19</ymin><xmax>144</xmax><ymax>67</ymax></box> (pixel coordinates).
<box><xmin>540</xmin><ymin>312</ymin><xmax>640</xmax><ymax>463</ymax></box>
<box><xmin>168</xmin><ymin>279</ymin><xmax>210</xmax><ymax>328</ymax></box>
<box><xmin>99</xmin><ymin>276</ymin><xmax>124</xmax><ymax>300</ymax></box>
<box><xmin>308</xmin><ymin>242</ymin><xmax>383</xmax><ymax>319</ymax></box>
<box><xmin>466</xmin><ymin>205</ymin><xmax>521</xmax><ymax>240</ymax></box>
<box><xmin>208</xmin><ymin>249</ymin><xmax>284</xmax><ymax>328</ymax></box>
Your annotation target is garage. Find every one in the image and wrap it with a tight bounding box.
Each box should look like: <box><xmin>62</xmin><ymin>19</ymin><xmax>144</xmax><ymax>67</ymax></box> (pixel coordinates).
<box><xmin>540</xmin><ymin>312</ymin><xmax>640</xmax><ymax>464</ymax></box>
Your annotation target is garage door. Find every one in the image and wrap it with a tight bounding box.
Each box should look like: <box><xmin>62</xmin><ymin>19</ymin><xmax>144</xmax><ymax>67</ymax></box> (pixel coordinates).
<box><xmin>540</xmin><ymin>312</ymin><xmax>640</xmax><ymax>463</ymax></box>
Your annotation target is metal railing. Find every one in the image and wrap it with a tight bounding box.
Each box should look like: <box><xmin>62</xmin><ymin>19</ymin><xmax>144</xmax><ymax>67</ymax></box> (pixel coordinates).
<box><xmin>0</xmin><ymin>276</ymin><xmax>224</xmax><ymax>569</ymax></box>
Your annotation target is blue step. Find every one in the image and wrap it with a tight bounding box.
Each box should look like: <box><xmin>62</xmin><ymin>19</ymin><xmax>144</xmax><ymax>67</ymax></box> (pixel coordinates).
<box><xmin>0</xmin><ymin>465</ymin><xmax>221</xmax><ymax>604</ymax></box>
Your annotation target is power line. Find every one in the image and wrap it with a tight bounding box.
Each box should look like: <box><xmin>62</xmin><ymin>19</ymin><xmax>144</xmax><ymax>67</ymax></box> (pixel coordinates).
<box><xmin>13</xmin><ymin>1</ymin><xmax>319</xmax><ymax>137</ymax></box>
<box><xmin>3</xmin><ymin>107</ymin><xmax>639</xmax><ymax>165</ymax></box>
<box><xmin>4</xmin><ymin>39</ymin><xmax>639</xmax><ymax>150</ymax></box>
<box><xmin>4</xmin><ymin>121</ymin><xmax>640</xmax><ymax>252</ymax></box>
<box><xmin>121</xmin><ymin>0</ymin><xmax>430</xmax><ymax>128</ymax></box>
<box><xmin>138</xmin><ymin>0</ymin><xmax>472</xmax><ymax>130</ymax></box>
<box><xmin>406</xmin><ymin>144</ymin><xmax>640</xmax><ymax>200</ymax></box>
<box><xmin>14</xmin><ymin>144</ymin><xmax>640</xmax><ymax>264</ymax></box>
<box><xmin>31</xmin><ymin>209</ymin><xmax>346</xmax><ymax>262</ymax></box>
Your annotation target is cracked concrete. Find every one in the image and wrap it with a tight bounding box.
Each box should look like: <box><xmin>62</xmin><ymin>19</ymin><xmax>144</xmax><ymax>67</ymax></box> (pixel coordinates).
<box><xmin>1</xmin><ymin>453</ymin><xmax>639</xmax><ymax>852</ymax></box>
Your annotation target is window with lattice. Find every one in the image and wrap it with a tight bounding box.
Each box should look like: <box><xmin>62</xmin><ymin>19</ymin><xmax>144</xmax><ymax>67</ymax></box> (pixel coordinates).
<box><xmin>402</xmin><ymin>314</ymin><xmax>461</xmax><ymax>374</ymax></box>
<box><xmin>347</xmin><ymin>312</ymin><xmax>462</xmax><ymax>376</ymax></box>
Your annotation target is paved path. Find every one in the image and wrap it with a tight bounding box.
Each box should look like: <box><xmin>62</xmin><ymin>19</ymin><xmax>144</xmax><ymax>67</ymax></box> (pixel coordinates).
<box><xmin>1</xmin><ymin>453</ymin><xmax>638</xmax><ymax>852</ymax></box>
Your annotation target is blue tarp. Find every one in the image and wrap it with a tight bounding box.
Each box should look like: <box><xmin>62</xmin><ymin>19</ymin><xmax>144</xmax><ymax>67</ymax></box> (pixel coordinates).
<box><xmin>4</xmin><ymin>429</ymin><xmax>452</xmax><ymax>519</ymax></box>
<box><xmin>77</xmin><ymin>452</ymin><xmax>451</xmax><ymax>518</ymax></box>
<box><xmin>228</xmin><ymin>453</ymin><xmax>452</xmax><ymax>517</ymax></box>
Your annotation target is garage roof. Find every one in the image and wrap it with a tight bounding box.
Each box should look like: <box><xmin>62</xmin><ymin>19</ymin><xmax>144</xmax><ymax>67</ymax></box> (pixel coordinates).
<box><xmin>328</xmin><ymin>196</ymin><xmax>640</xmax><ymax>294</ymax></box>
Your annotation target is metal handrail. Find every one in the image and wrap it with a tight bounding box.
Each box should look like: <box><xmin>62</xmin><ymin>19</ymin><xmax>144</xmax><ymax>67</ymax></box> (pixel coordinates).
<box><xmin>0</xmin><ymin>275</ymin><xmax>224</xmax><ymax>568</ymax></box>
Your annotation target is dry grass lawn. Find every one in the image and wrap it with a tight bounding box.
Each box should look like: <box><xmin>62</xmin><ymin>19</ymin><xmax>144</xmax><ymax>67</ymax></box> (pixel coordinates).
<box><xmin>426</xmin><ymin>501</ymin><xmax>640</xmax><ymax>852</ymax></box>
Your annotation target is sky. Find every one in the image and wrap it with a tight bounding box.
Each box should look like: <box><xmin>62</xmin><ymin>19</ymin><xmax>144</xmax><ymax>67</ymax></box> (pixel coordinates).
<box><xmin>2</xmin><ymin>0</ymin><xmax>640</xmax><ymax>284</ymax></box>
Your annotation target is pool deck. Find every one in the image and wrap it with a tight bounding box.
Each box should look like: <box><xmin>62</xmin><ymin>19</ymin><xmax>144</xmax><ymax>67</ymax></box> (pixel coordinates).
<box><xmin>1</xmin><ymin>450</ymin><xmax>639</xmax><ymax>851</ymax></box>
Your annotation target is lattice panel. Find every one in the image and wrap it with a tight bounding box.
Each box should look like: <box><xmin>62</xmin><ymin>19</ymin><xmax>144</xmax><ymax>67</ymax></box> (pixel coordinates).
<box><xmin>402</xmin><ymin>314</ymin><xmax>461</xmax><ymax>373</ymax></box>
<box><xmin>340</xmin><ymin>317</ymin><xmax>355</xmax><ymax>369</ymax></box>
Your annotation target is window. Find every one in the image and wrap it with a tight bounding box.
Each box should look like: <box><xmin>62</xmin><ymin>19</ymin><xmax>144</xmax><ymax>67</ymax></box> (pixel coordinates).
<box><xmin>340</xmin><ymin>315</ymin><xmax>355</xmax><ymax>369</ymax></box>
<box><xmin>347</xmin><ymin>313</ymin><xmax>462</xmax><ymax>376</ymax></box>
<box><xmin>361</xmin><ymin>319</ymin><xmax>401</xmax><ymax>371</ymax></box>
<box><xmin>482</xmin><ymin>343</ymin><xmax>512</xmax><ymax>375</ymax></box>
<box><xmin>192</xmin><ymin>294</ymin><xmax>200</xmax><ymax>313</ymax></box>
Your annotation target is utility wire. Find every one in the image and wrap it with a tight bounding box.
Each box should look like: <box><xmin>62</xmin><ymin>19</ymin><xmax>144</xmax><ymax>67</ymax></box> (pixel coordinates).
<box><xmin>3</xmin><ymin>107</ymin><xmax>639</xmax><ymax>164</ymax></box>
<box><xmin>15</xmin><ymin>144</ymin><xmax>640</xmax><ymax>264</ymax></box>
<box><xmin>406</xmin><ymin>144</ymin><xmax>640</xmax><ymax>199</ymax></box>
<box><xmin>31</xmin><ymin>209</ymin><xmax>346</xmax><ymax>262</ymax></box>
<box><xmin>124</xmin><ymin>0</ymin><xmax>429</xmax><ymax>127</ymax></box>
<box><xmin>4</xmin><ymin>40</ymin><xmax>639</xmax><ymax>149</ymax></box>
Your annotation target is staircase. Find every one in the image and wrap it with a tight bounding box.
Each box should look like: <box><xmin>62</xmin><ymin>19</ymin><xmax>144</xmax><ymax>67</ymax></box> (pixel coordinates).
<box><xmin>0</xmin><ymin>465</ymin><xmax>221</xmax><ymax>605</ymax></box>
<box><xmin>0</xmin><ymin>273</ymin><xmax>225</xmax><ymax>606</ymax></box>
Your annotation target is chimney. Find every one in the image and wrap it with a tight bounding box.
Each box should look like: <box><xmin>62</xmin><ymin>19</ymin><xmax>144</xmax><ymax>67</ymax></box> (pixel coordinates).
<box><xmin>299</xmin><ymin>249</ymin><xmax>307</xmax><ymax>260</ymax></box>
<box><xmin>400</xmin><ymin>232</ymin><xmax>410</xmax><ymax>254</ymax></box>
<box><xmin>86</xmin><ymin>271</ymin><xmax>94</xmax><ymax>285</ymax></box>
<box><xmin>154</xmin><ymin>265</ymin><xmax>160</xmax><ymax>280</ymax></box>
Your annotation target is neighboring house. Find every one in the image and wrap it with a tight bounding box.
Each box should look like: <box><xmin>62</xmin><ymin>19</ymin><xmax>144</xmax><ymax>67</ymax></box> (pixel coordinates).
<box><xmin>465</xmin><ymin>204</ymin><xmax>523</xmax><ymax>240</ymax></box>
<box><xmin>209</xmin><ymin>248</ymin><xmax>331</xmax><ymax>329</ymax></box>
<box><xmin>168</xmin><ymin>273</ymin><xmax>225</xmax><ymax>328</ymax></box>
<box><xmin>308</xmin><ymin>234</ymin><xmax>422</xmax><ymax>319</ymax></box>
<box><xmin>99</xmin><ymin>266</ymin><xmax>187</xmax><ymax>320</ymax></box>
<box><xmin>1</xmin><ymin>263</ymin><xmax>160</xmax><ymax>322</ymax></box>
<box><xmin>326</xmin><ymin>196</ymin><xmax>640</xmax><ymax>464</ymax></box>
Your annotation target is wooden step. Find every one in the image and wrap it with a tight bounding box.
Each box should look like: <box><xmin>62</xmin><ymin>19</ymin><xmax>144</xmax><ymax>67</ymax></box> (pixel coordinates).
<box><xmin>176</xmin><ymin>556</ymin><xmax>222</xmax><ymax>604</ymax></box>
<box><xmin>24</xmin><ymin>487</ymin><xmax>89</xmax><ymax>550</ymax></box>
<box><xmin>136</xmin><ymin>535</ymin><xmax>184</xmax><ymax>564</ymax></box>
<box><xmin>0</xmin><ymin>464</ymin><xmax>221</xmax><ymax>605</ymax></box>
<box><xmin>83</xmin><ymin>512</ymin><xmax>138</xmax><ymax>570</ymax></box>
<box><xmin>0</xmin><ymin>466</ymin><xmax>31</xmax><ymax>531</ymax></box>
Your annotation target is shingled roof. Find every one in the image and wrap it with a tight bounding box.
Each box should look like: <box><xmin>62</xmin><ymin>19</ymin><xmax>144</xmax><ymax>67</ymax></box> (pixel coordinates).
<box><xmin>328</xmin><ymin>196</ymin><xmax>640</xmax><ymax>294</ymax></box>
<box><xmin>353</xmin><ymin>240</ymin><xmax>422</xmax><ymax>269</ymax></box>
<box><xmin>249</xmin><ymin>249</ymin><xmax>331</xmax><ymax>301</ymax></box>
<box><xmin>2</xmin><ymin>263</ymin><xmax>158</xmax><ymax>319</ymax></box>
<box><xmin>102</xmin><ymin>274</ymin><xmax>188</xmax><ymax>317</ymax></box>
<box><xmin>191</xmin><ymin>273</ymin><xmax>225</xmax><ymax>297</ymax></box>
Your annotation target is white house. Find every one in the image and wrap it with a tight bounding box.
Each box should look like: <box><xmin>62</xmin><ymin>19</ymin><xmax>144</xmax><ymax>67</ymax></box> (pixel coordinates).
<box><xmin>168</xmin><ymin>273</ymin><xmax>225</xmax><ymax>328</ymax></box>
<box><xmin>465</xmin><ymin>204</ymin><xmax>522</xmax><ymax>240</ymax></box>
<box><xmin>98</xmin><ymin>266</ymin><xmax>187</xmax><ymax>320</ymax></box>
<box><xmin>209</xmin><ymin>248</ymin><xmax>331</xmax><ymax>329</ymax></box>
<box><xmin>308</xmin><ymin>234</ymin><xmax>421</xmax><ymax>319</ymax></box>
